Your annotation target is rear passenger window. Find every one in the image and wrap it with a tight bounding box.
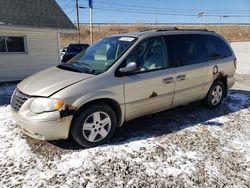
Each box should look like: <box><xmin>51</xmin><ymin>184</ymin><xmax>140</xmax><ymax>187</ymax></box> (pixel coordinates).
<box><xmin>164</xmin><ymin>34</ymin><xmax>207</xmax><ymax>67</ymax></box>
<box><xmin>202</xmin><ymin>35</ymin><xmax>232</xmax><ymax>60</ymax></box>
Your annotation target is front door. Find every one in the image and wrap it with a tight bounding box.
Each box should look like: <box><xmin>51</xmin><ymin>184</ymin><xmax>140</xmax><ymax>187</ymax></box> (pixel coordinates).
<box><xmin>122</xmin><ymin>37</ymin><xmax>175</xmax><ymax>121</ymax></box>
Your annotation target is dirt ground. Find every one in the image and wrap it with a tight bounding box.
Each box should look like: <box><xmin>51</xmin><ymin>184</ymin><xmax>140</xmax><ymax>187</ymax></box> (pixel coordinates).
<box><xmin>0</xmin><ymin>74</ymin><xmax>249</xmax><ymax>187</ymax></box>
<box><xmin>60</xmin><ymin>25</ymin><xmax>250</xmax><ymax>47</ymax></box>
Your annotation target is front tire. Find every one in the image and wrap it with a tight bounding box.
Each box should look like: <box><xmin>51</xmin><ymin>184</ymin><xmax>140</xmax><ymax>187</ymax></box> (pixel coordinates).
<box><xmin>204</xmin><ymin>81</ymin><xmax>225</xmax><ymax>109</ymax></box>
<box><xmin>71</xmin><ymin>103</ymin><xmax>117</xmax><ymax>148</ymax></box>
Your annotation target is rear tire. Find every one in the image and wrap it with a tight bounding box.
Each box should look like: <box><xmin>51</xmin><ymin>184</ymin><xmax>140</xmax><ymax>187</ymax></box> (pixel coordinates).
<box><xmin>71</xmin><ymin>103</ymin><xmax>117</xmax><ymax>148</ymax></box>
<box><xmin>204</xmin><ymin>81</ymin><xmax>225</xmax><ymax>109</ymax></box>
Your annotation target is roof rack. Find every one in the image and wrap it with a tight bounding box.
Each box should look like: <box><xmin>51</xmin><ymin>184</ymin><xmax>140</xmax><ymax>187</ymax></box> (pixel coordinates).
<box><xmin>156</xmin><ymin>28</ymin><xmax>211</xmax><ymax>32</ymax></box>
<box><xmin>140</xmin><ymin>27</ymin><xmax>213</xmax><ymax>33</ymax></box>
<box><xmin>139</xmin><ymin>27</ymin><xmax>177</xmax><ymax>32</ymax></box>
<box><xmin>177</xmin><ymin>28</ymin><xmax>210</xmax><ymax>32</ymax></box>
<box><xmin>155</xmin><ymin>27</ymin><xmax>178</xmax><ymax>31</ymax></box>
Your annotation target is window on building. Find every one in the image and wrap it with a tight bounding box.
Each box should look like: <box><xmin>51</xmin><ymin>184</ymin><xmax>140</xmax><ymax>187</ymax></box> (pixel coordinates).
<box><xmin>0</xmin><ymin>36</ymin><xmax>26</xmax><ymax>53</ymax></box>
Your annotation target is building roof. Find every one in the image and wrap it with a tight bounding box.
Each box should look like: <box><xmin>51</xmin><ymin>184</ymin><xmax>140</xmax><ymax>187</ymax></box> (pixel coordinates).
<box><xmin>0</xmin><ymin>0</ymin><xmax>76</xmax><ymax>31</ymax></box>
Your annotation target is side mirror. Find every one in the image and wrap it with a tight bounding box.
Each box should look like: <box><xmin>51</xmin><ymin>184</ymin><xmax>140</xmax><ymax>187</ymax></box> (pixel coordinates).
<box><xmin>119</xmin><ymin>62</ymin><xmax>138</xmax><ymax>73</ymax></box>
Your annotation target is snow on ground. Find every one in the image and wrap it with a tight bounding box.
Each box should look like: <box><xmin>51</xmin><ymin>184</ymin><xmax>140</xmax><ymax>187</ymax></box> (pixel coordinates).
<box><xmin>0</xmin><ymin>75</ymin><xmax>250</xmax><ymax>187</ymax></box>
<box><xmin>0</xmin><ymin>82</ymin><xmax>16</xmax><ymax>106</ymax></box>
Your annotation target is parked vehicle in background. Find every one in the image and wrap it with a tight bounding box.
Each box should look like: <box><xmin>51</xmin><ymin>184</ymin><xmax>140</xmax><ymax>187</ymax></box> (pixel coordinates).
<box><xmin>60</xmin><ymin>46</ymin><xmax>68</xmax><ymax>60</ymax></box>
<box><xmin>11</xmin><ymin>28</ymin><xmax>236</xmax><ymax>148</ymax></box>
<box><xmin>61</xmin><ymin>43</ymin><xmax>89</xmax><ymax>62</ymax></box>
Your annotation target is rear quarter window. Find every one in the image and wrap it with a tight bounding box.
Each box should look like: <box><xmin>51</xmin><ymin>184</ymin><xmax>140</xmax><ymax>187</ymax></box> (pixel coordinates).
<box><xmin>202</xmin><ymin>35</ymin><xmax>232</xmax><ymax>60</ymax></box>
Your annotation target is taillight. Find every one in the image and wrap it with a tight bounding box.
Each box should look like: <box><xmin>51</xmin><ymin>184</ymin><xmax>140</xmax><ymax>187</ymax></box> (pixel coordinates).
<box><xmin>234</xmin><ymin>58</ymin><xmax>237</xmax><ymax>69</ymax></box>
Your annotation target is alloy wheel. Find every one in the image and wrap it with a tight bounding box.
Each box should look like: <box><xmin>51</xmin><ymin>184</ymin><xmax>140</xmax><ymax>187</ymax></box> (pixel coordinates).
<box><xmin>82</xmin><ymin>111</ymin><xmax>111</xmax><ymax>142</ymax></box>
<box><xmin>211</xmin><ymin>85</ymin><xmax>223</xmax><ymax>105</ymax></box>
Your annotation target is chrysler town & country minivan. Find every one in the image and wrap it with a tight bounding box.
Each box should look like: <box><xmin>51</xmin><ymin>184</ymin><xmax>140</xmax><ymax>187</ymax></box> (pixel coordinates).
<box><xmin>11</xmin><ymin>28</ymin><xmax>236</xmax><ymax>147</ymax></box>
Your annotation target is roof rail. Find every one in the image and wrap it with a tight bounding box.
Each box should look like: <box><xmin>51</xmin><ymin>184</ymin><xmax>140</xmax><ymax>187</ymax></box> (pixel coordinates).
<box><xmin>155</xmin><ymin>27</ymin><xmax>178</xmax><ymax>31</ymax></box>
<box><xmin>140</xmin><ymin>27</ymin><xmax>213</xmax><ymax>33</ymax></box>
<box><xmin>157</xmin><ymin>28</ymin><xmax>214</xmax><ymax>32</ymax></box>
<box><xmin>139</xmin><ymin>27</ymin><xmax>178</xmax><ymax>32</ymax></box>
<box><xmin>177</xmin><ymin>28</ymin><xmax>209</xmax><ymax>32</ymax></box>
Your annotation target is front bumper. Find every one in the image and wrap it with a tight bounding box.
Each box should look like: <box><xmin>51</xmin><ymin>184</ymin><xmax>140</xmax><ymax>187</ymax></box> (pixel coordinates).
<box><xmin>11</xmin><ymin>108</ymin><xmax>73</xmax><ymax>141</ymax></box>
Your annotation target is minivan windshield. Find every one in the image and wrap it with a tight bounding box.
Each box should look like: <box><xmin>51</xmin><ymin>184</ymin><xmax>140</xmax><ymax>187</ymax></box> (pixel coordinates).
<box><xmin>58</xmin><ymin>36</ymin><xmax>136</xmax><ymax>74</ymax></box>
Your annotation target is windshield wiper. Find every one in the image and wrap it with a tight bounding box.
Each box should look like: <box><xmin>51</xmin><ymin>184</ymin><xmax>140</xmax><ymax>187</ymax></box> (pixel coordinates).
<box><xmin>57</xmin><ymin>63</ymin><xmax>86</xmax><ymax>73</ymax></box>
<box><xmin>73</xmin><ymin>62</ymin><xmax>94</xmax><ymax>74</ymax></box>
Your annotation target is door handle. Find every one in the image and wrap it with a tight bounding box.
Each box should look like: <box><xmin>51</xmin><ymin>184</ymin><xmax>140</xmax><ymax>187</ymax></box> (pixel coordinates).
<box><xmin>163</xmin><ymin>77</ymin><xmax>173</xmax><ymax>84</ymax></box>
<box><xmin>177</xmin><ymin>75</ymin><xmax>186</xmax><ymax>81</ymax></box>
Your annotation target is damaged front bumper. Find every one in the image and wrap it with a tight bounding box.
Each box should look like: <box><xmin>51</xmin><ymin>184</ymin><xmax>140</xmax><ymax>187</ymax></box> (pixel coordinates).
<box><xmin>11</xmin><ymin>101</ymin><xmax>75</xmax><ymax>141</ymax></box>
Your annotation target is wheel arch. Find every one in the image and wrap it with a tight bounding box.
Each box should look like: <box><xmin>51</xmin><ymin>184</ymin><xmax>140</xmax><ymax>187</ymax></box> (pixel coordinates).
<box><xmin>71</xmin><ymin>98</ymin><xmax>123</xmax><ymax>130</ymax></box>
<box><xmin>213</xmin><ymin>73</ymin><xmax>228</xmax><ymax>97</ymax></box>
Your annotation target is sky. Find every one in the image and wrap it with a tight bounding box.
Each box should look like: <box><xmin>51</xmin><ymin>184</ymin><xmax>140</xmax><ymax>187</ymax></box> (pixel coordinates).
<box><xmin>56</xmin><ymin>0</ymin><xmax>250</xmax><ymax>24</ymax></box>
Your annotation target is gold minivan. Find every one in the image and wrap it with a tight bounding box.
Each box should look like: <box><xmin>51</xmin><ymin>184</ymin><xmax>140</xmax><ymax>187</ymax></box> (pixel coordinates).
<box><xmin>11</xmin><ymin>29</ymin><xmax>236</xmax><ymax>147</ymax></box>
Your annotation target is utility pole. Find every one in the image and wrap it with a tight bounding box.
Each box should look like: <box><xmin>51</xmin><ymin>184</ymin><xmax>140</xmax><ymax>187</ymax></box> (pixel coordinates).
<box><xmin>219</xmin><ymin>15</ymin><xmax>229</xmax><ymax>33</ymax></box>
<box><xmin>155</xmin><ymin>0</ymin><xmax>159</xmax><ymax>25</ymax></box>
<box><xmin>219</xmin><ymin>16</ymin><xmax>222</xmax><ymax>33</ymax></box>
<box><xmin>76</xmin><ymin>0</ymin><xmax>80</xmax><ymax>43</ymax></box>
<box><xmin>89</xmin><ymin>0</ymin><xmax>93</xmax><ymax>44</ymax></box>
<box><xmin>79</xmin><ymin>1</ymin><xmax>93</xmax><ymax>44</ymax></box>
<box><xmin>204</xmin><ymin>13</ymin><xmax>206</xmax><ymax>25</ymax></box>
<box><xmin>197</xmin><ymin>11</ymin><xmax>205</xmax><ymax>25</ymax></box>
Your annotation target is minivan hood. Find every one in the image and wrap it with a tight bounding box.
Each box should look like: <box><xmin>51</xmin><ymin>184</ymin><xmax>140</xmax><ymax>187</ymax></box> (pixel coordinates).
<box><xmin>18</xmin><ymin>67</ymin><xmax>94</xmax><ymax>97</ymax></box>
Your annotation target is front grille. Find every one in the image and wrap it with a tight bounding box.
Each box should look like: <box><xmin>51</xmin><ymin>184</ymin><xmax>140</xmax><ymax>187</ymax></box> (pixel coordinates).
<box><xmin>11</xmin><ymin>89</ymin><xmax>30</xmax><ymax>112</ymax></box>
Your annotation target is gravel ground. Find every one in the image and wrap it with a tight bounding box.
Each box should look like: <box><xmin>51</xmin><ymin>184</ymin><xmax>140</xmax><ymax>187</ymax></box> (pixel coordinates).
<box><xmin>0</xmin><ymin>74</ymin><xmax>249</xmax><ymax>188</ymax></box>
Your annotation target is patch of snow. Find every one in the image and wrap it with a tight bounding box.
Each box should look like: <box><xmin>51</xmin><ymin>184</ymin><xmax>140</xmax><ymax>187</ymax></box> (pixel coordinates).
<box><xmin>145</xmin><ymin>150</ymin><xmax>200</xmax><ymax>177</ymax></box>
<box><xmin>0</xmin><ymin>105</ymin><xmax>201</xmax><ymax>187</ymax></box>
<box><xmin>0</xmin><ymin>83</ymin><xmax>16</xmax><ymax>105</ymax></box>
<box><xmin>0</xmin><ymin>83</ymin><xmax>16</xmax><ymax>97</ymax></box>
<box><xmin>227</xmin><ymin>92</ymin><xmax>250</xmax><ymax>111</ymax></box>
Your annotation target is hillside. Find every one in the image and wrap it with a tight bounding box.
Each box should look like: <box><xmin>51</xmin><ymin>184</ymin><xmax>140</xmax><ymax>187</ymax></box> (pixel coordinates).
<box><xmin>60</xmin><ymin>24</ymin><xmax>250</xmax><ymax>47</ymax></box>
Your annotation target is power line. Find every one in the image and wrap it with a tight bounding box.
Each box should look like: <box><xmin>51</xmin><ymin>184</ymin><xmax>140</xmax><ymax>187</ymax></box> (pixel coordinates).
<box><xmin>94</xmin><ymin>6</ymin><xmax>250</xmax><ymax>18</ymax></box>
<box><xmin>94</xmin><ymin>0</ymin><xmax>250</xmax><ymax>13</ymax></box>
<box><xmin>94</xmin><ymin>7</ymin><xmax>197</xmax><ymax>17</ymax></box>
<box><xmin>57</xmin><ymin>0</ymin><xmax>250</xmax><ymax>25</ymax></box>
<box><xmin>95</xmin><ymin>5</ymin><xmax>250</xmax><ymax>16</ymax></box>
<box><xmin>57</xmin><ymin>1</ymin><xmax>250</xmax><ymax>16</ymax></box>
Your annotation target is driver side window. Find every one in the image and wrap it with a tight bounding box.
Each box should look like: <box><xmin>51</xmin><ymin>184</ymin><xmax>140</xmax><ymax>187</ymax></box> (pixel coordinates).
<box><xmin>126</xmin><ymin>37</ymin><xmax>168</xmax><ymax>72</ymax></box>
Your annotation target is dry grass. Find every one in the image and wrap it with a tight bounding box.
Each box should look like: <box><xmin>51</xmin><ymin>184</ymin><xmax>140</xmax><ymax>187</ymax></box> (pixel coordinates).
<box><xmin>60</xmin><ymin>24</ymin><xmax>250</xmax><ymax>47</ymax></box>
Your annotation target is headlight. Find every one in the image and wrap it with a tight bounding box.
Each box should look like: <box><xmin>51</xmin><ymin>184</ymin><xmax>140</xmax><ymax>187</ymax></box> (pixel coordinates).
<box><xmin>30</xmin><ymin>98</ymin><xmax>64</xmax><ymax>113</ymax></box>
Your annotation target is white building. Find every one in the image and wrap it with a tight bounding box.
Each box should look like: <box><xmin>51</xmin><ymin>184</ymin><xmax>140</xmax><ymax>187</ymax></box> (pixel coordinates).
<box><xmin>0</xmin><ymin>0</ymin><xmax>76</xmax><ymax>82</ymax></box>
